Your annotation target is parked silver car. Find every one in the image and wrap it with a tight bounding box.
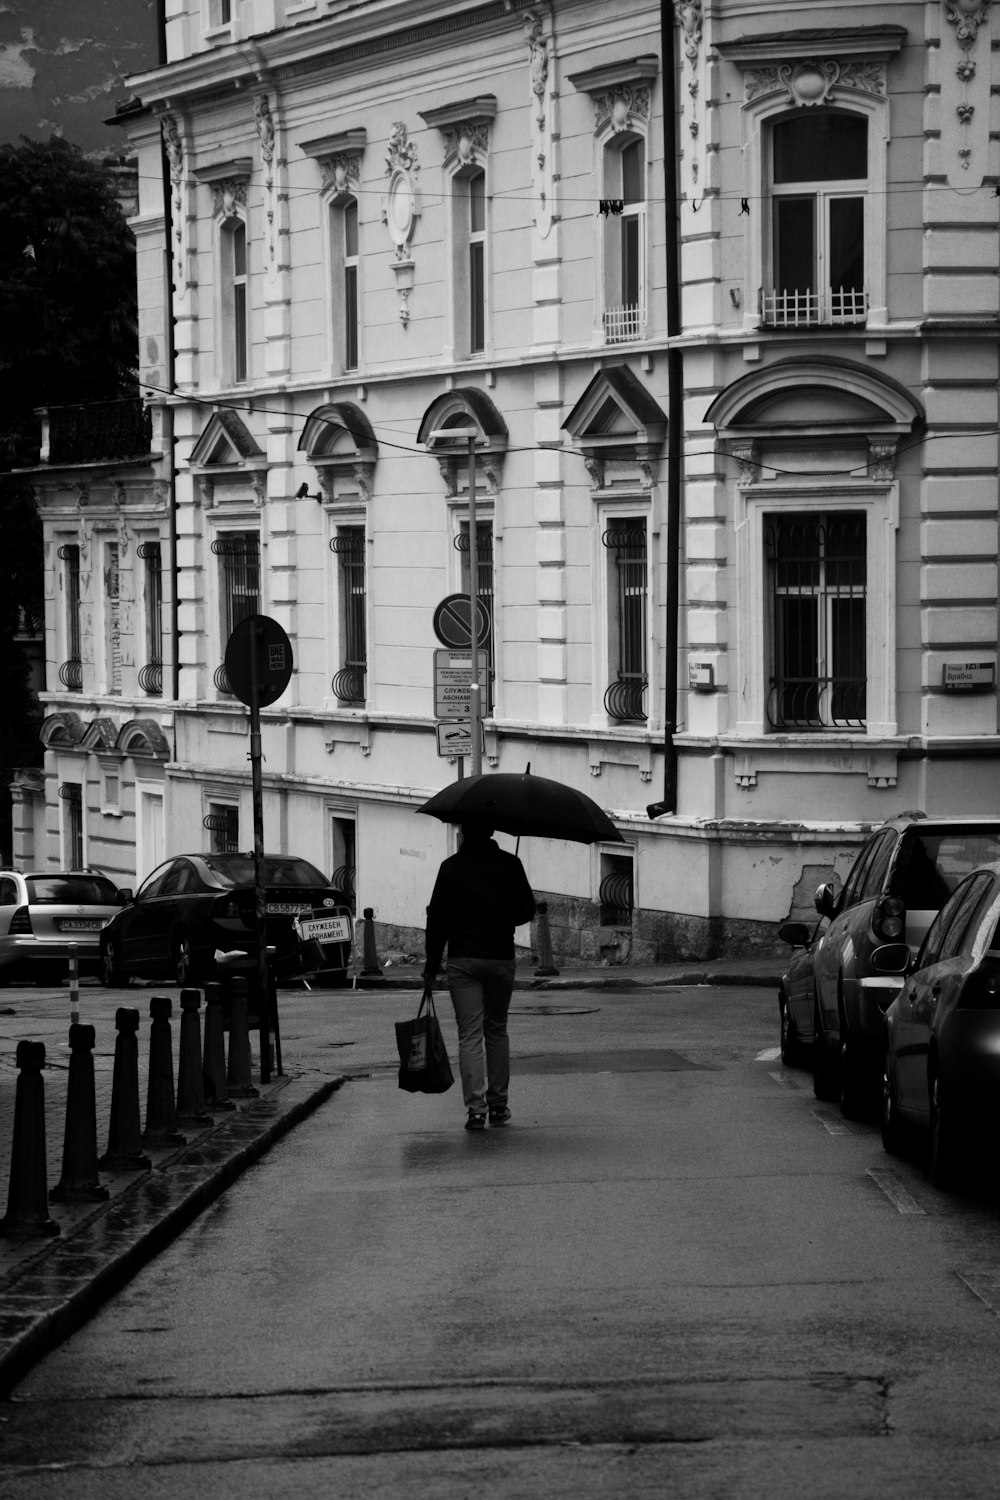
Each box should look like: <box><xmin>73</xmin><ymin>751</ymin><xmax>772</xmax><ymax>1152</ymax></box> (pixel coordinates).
<box><xmin>0</xmin><ymin>869</ymin><xmax>123</xmax><ymax>982</ymax></box>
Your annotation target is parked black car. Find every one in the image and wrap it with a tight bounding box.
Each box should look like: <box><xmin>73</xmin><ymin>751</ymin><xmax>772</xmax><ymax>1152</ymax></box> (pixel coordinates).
<box><xmin>811</xmin><ymin>814</ymin><xmax>1000</xmax><ymax>1115</ymax></box>
<box><xmin>879</xmin><ymin>865</ymin><xmax>1000</xmax><ymax>1188</ymax></box>
<box><xmin>777</xmin><ymin>917</ymin><xmax>826</xmax><ymax>1066</ymax></box>
<box><xmin>99</xmin><ymin>853</ymin><xmax>352</xmax><ymax>988</ymax></box>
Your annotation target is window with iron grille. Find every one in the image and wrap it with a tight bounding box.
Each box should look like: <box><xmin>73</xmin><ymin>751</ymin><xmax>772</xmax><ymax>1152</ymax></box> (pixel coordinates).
<box><xmin>458</xmin><ymin>520</ymin><xmax>494</xmax><ymax>714</ymax></box>
<box><xmin>138</xmin><ymin>541</ymin><xmax>163</xmax><ymax>696</ymax></box>
<box><xmin>57</xmin><ymin>544</ymin><xmax>82</xmax><ymax>690</ymax></box>
<box><xmin>60</xmin><ymin>783</ymin><xmax>84</xmax><ymax>868</ymax></box>
<box><xmin>763</xmin><ymin>111</ymin><xmax>868</xmax><ymax>328</ymax></box>
<box><xmin>212</xmin><ymin>533</ymin><xmax>260</xmax><ymax>694</ymax></box>
<box><xmin>330</xmin><ymin>527</ymin><xmax>366</xmax><ymax>703</ymax></box>
<box><xmin>104</xmin><ymin>542</ymin><xmax>122</xmax><ymax>695</ymax></box>
<box><xmin>765</xmin><ymin>513</ymin><xmax>866</xmax><ymax>731</ymax></box>
<box><xmin>603</xmin><ymin>521</ymin><xmax>648</xmax><ymax>722</ymax></box>
<box><xmin>203</xmin><ymin>803</ymin><xmax>239</xmax><ymax>854</ymax></box>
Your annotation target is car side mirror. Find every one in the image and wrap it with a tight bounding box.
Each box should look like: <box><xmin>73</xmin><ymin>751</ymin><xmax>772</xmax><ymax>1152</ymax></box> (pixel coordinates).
<box><xmin>870</xmin><ymin>942</ymin><xmax>911</xmax><ymax>975</ymax></box>
<box><xmin>814</xmin><ymin>882</ymin><xmax>839</xmax><ymax>920</ymax></box>
<box><xmin>778</xmin><ymin>921</ymin><xmax>811</xmax><ymax>948</ymax></box>
<box><xmin>118</xmin><ymin>888</ymin><xmax>133</xmax><ymax>904</ymax></box>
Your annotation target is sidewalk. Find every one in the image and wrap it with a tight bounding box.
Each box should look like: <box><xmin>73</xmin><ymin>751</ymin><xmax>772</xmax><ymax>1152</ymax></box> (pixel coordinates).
<box><xmin>0</xmin><ymin>954</ymin><xmax>782</xmax><ymax>1395</ymax></box>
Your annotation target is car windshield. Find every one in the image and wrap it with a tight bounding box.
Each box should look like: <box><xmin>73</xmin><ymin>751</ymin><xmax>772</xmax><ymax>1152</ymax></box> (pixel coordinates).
<box><xmin>199</xmin><ymin>855</ymin><xmax>329</xmax><ymax>888</ymax></box>
<box><xmin>892</xmin><ymin>829</ymin><xmax>1000</xmax><ymax>909</ymax></box>
<box><xmin>25</xmin><ymin>876</ymin><xmax>119</xmax><ymax>905</ymax></box>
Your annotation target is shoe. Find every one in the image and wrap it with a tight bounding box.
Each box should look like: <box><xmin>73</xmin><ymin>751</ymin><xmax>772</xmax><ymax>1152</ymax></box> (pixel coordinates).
<box><xmin>465</xmin><ymin>1112</ymin><xmax>487</xmax><ymax>1132</ymax></box>
<box><xmin>488</xmin><ymin>1106</ymin><xmax>511</xmax><ymax>1126</ymax></box>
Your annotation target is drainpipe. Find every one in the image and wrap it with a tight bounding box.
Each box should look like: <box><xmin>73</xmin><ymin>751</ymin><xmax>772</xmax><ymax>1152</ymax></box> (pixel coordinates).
<box><xmin>157</xmin><ymin>0</ymin><xmax>180</xmax><ymax>706</ymax></box>
<box><xmin>648</xmin><ymin>0</ymin><xmax>682</xmax><ymax>818</ymax></box>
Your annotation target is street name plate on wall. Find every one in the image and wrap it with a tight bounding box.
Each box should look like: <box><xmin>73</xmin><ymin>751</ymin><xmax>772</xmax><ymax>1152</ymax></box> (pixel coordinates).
<box><xmin>941</xmin><ymin>661</ymin><xmax>996</xmax><ymax>692</ymax></box>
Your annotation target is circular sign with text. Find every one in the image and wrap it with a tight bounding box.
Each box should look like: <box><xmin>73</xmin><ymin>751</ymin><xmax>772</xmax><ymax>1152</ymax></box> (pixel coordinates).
<box><xmin>224</xmin><ymin>614</ymin><xmax>294</xmax><ymax>708</ymax></box>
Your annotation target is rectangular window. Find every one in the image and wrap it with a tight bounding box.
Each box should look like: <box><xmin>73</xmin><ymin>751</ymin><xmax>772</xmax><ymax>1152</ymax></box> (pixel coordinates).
<box><xmin>138</xmin><ymin>541</ymin><xmax>163</xmax><ymax>696</ymax></box>
<box><xmin>58</xmin><ymin>544</ymin><xmax>82</xmax><ymax>691</ymax></box>
<box><xmin>212</xmin><ymin>532</ymin><xmax>260</xmax><ymax>694</ymax></box>
<box><xmin>207</xmin><ymin>0</ymin><xmax>232</xmax><ymax>28</ymax></box>
<box><xmin>604</xmin><ymin>138</ymin><xmax>645</xmax><ymax>343</ymax></box>
<box><xmin>331</xmin><ymin>527</ymin><xmax>366</xmax><ymax>703</ymax></box>
<box><xmin>603</xmin><ymin>521</ymin><xmax>648</xmax><ymax>722</ymax></box>
<box><xmin>232</xmin><ymin>222</ymin><xmax>248</xmax><ymax>381</ymax></box>
<box><xmin>343</xmin><ymin>200</ymin><xmax>359</xmax><ymax>371</ymax></box>
<box><xmin>764</xmin><ymin>112</ymin><xmax>867</xmax><ymax>327</ymax></box>
<box><xmin>468</xmin><ymin>172</ymin><xmax>486</xmax><ymax>354</ymax></box>
<box><xmin>766</xmin><ymin>513</ymin><xmax>867</xmax><ymax>730</ymax></box>
<box><xmin>61</xmin><ymin>783</ymin><xmax>84</xmax><ymax>868</ymax></box>
<box><xmin>204</xmin><ymin>802</ymin><xmax>240</xmax><ymax>854</ymax></box>
<box><xmin>104</xmin><ymin>542</ymin><xmax>122</xmax><ymax>695</ymax></box>
<box><xmin>459</xmin><ymin>520</ymin><xmax>494</xmax><ymax>714</ymax></box>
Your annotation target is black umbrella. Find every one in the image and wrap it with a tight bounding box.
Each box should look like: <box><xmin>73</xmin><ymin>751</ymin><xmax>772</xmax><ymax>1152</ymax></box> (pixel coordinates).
<box><xmin>417</xmin><ymin>770</ymin><xmax>625</xmax><ymax>845</ymax></box>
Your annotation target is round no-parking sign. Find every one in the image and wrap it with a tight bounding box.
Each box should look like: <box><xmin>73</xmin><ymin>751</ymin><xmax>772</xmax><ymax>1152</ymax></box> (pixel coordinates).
<box><xmin>432</xmin><ymin>593</ymin><xmax>491</xmax><ymax>649</ymax></box>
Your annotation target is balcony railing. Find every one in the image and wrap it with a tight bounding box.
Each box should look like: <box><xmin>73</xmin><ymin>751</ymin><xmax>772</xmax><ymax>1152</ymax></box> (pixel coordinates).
<box><xmin>603</xmin><ymin>302</ymin><xmax>644</xmax><ymax>343</ymax></box>
<box><xmin>759</xmin><ymin>287</ymin><xmax>868</xmax><ymax>329</ymax></box>
<box><xmin>43</xmin><ymin>397</ymin><xmax>153</xmax><ymax>465</ymax></box>
<box><xmin>332</xmin><ymin>665</ymin><xmax>366</xmax><ymax>704</ymax></box>
<box><xmin>58</xmin><ymin>658</ymin><xmax>83</xmax><ymax>691</ymax></box>
<box><xmin>138</xmin><ymin>661</ymin><xmax>163</xmax><ymax>696</ymax></box>
<box><xmin>604</xmin><ymin>675</ymin><xmax>647</xmax><ymax>723</ymax></box>
<box><xmin>767</xmin><ymin>676</ymin><xmax>867</xmax><ymax>732</ymax></box>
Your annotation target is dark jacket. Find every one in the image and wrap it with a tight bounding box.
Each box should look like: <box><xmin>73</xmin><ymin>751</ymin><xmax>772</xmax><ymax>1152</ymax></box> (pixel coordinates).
<box><xmin>425</xmin><ymin>838</ymin><xmax>536</xmax><ymax>971</ymax></box>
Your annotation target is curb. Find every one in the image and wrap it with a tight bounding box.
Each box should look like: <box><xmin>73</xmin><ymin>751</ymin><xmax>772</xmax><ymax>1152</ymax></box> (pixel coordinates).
<box><xmin>0</xmin><ymin>1073</ymin><xmax>344</xmax><ymax>1398</ymax></box>
<box><xmin>355</xmin><ymin>971</ymin><xmax>781</xmax><ymax>991</ymax></box>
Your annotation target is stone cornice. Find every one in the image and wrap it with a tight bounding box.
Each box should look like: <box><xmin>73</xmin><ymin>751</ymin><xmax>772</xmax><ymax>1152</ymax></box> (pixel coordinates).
<box><xmin>567</xmin><ymin>55</ymin><xmax>659</xmax><ymax>96</ymax></box>
<box><xmin>298</xmin><ymin>128</ymin><xmax>367</xmax><ymax>160</ymax></box>
<box><xmin>714</xmin><ymin>25</ymin><xmax>906</xmax><ymax>65</ymax></box>
<box><xmin>192</xmin><ymin>157</ymin><xmax>253</xmax><ymax>184</ymax></box>
<box><xmin>418</xmin><ymin>95</ymin><xmax>497</xmax><ymax>130</ymax></box>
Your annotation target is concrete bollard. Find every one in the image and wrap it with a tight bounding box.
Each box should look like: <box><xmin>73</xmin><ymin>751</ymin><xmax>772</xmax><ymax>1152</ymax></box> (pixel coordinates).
<box><xmin>100</xmin><ymin>1008</ymin><xmax>151</xmax><ymax>1172</ymax></box>
<box><xmin>533</xmin><ymin>901</ymin><xmax>560</xmax><ymax>977</ymax></box>
<box><xmin>142</xmin><ymin>996</ymin><xmax>187</xmax><ymax>1148</ymax></box>
<box><xmin>0</xmin><ymin>1041</ymin><xmax>60</xmax><ymax>1237</ymax></box>
<box><xmin>51</xmin><ymin>1024</ymin><xmax>109</xmax><ymax>1204</ymax></box>
<box><xmin>176</xmin><ymin>988</ymin><xmax>213</xmax><ymax>1125</ymax></box>
<box><xmin>225</xmin><ymin>977</ymin><xmax>259</xmax><ymax>1099</ymax></box>
<box><xmin>202</xmin><ymin>982</ymin><xmax>235</xmax><ymax>1111</ymax></box>
<box><xmin>360</xmin><ymin>907</ymin><xmax>383</xmax><ymax>977</ymax></box>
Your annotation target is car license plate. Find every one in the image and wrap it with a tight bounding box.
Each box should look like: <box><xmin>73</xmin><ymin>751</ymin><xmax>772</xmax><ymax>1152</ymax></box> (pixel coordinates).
<box><xmin>298</xmin><ymin>914</ymin><xmax>353</xmax><ymax>945</ymax></box>
<box><xmin>267</xmin><ymin>903</ymin><xmax>313</xmax><ymax>916</ymax></box>
<box><xmin>58</xmin><ymin>919</ymin><xmax>103</xmax><ymax>932</ymax></box>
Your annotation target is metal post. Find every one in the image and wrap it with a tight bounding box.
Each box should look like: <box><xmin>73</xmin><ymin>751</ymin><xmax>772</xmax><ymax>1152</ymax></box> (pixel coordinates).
<box><xmin>468</xmin><ymin>433</ymin><xmax>482</xmax><ymax>777</ymax></box>
<box><xmin>248</xmin><ymin>623</ymin><xmax>271</xmax><ymax>1084</ymax></box>
<box><xmin>68</xmin><ymin>944</ymin><xmax>79</xmax><ymax>1027</ymax></box>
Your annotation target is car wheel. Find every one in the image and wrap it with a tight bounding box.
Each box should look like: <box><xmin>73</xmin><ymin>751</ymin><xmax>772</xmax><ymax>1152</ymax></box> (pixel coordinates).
<box><xmin>840</xmin><ymin>1032</ymin><xmax>869</xmax><ymax>1121</ymax></box>
<box><xmin>881</xmin><ymin>1044</ymin><xmax>906</xmax><ymax>1155</ymax></box>
<box><xmin>929</xmin><ymin>1066</ymin><xmax>963</xmax><ymax>1190</ymax></box>
<box><xmin>812</xmin><ymin>999</ymin><xmax>840</xmax><ymax>1101</ymax></box>
<box><xmin>101</xmin><ymin>938</ymin><xmax>123</xmax><ymax>987</ymax></box>
<box><xmin>173</xmin><ymin>931</ymin><xmax>197</xmax><ymax>988</ymax></box>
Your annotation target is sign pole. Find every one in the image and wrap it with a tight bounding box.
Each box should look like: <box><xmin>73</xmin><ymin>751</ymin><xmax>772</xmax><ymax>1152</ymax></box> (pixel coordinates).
<box><xmin>467</xmin><ymin>433</ymin><xmax>482</xmax><ymax>778</ymax></box>
<box><xmin>248</xmin><ymin>622</ymin><xmax>272</xmax><ymax>1084</ymax></box>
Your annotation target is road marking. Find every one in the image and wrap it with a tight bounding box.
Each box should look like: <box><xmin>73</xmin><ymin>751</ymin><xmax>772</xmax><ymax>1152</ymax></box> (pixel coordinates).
<box><xmin>867</xmin><ymin>1167</ymin><xmax>927</xmax><ymax>1215</ymax></box>
<box><xmin>812</xmin><ymin>1109</ymin><xmax>849</xmax><ymax>1136</ymax></box>
<box><xmin>769</xmin><ymin>1069</ymin><xmax>800</xmax><ymax>1090</ymax></box>
<box><xmin>756</xmin><ymin>1047</ymin><xmax>782</xmax><ymax>1061</ymax></box>
<box><xmin>956</xmin><ymin>1272</ymin><xmax>1000</xmax><ymax>1317</ymax></box>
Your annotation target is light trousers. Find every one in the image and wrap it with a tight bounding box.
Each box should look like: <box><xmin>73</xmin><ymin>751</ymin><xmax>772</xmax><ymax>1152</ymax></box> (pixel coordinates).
<box><xmin>446</xmin><ymin>957</ymin><xmax>517</xmax><ymax>1113</ymax></box>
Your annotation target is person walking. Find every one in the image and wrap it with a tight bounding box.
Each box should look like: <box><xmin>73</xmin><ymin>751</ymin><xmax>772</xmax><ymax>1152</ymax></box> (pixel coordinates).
<box><xmin>423</xmin><ymin>818</ymin><xmax>536</xmax><ymax>1131</ymax></box>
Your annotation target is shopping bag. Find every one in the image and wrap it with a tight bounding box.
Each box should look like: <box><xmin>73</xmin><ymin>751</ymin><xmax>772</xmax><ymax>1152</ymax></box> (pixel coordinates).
<box><xmin>395</xmin><ymin>986</ymin><xmax>455</xmax><ymax>1094</ymax></box>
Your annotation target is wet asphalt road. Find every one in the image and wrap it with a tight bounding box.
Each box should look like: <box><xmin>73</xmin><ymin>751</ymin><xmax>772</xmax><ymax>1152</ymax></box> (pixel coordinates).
<box><xmin>4</xmin><ymin>982</ymin><xmax>1000</xmax><ymax>1498</ymax></box>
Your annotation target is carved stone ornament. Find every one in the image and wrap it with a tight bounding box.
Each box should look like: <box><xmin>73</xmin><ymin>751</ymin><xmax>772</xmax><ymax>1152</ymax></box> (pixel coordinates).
<box><xmin>444</xmin><ymin>121</ymin><xmax>490</xmax><ymax>168</ymax></box>
<box><xmin>944</xmin><ymin>0</ymin><xmax>991</xmax><ymax>49</ymax></box>
<box><xmin>868</xmin><ymin>439</ymin><xmax>896</xmax><ymax>482</ymax></box>
<box><xmin>746</xmin><ymin>57</ymin><xmax>885</xmax><ymax>104</ymax></box>
<box><xmin>321</xmin><ymin>153</ymin><xmax>361</xmax><ymax>196</ymax></box>
<box><xmin>353</xmin><ymin>462</ymin><xmax>374</xmax><ymax>504</ymax></box>
<box><xmin>674</xmin><ymin>1</ymin><xmax>703</xmax><ymax>64</ymax></box>
<box><xmin>583</xmin><ymin>455</ymin><xmax>607</xmax><ymax>492</ymax></box>
<box><xmin>383</xmin><ymin>124</ymin><xmax>420</xmax><ymax>323</ymax></box>
<box><xmin>636</xmin><ymin>450</ymin><xmax>657</xmax><ymax>490</ymax></box>
<box><xmin>161</xmin><ymin>114</ymin><xmax>186</xmax><ymax>294</ymax></box>
<box><xmin>254</xmin><ymin>95</ymin><xmax>275</xmax><ymax>167</ymax></box>
<box><xmin>732</xmin><ymin>442</ymin><xmax>760</xmax><ymax>487</ymax></box>
<box><xmin>197</xmin><ymin>476</ymin><xmax>215</xmax><ymax>508</ymax></box>
<box><xmin>595</xmin><ymin>86</ymin><xmax>651</xmax><ymax>134</ymax></box>
<box><xmin>522</xmin><ymin>10</ymin><xmax>553</xmax><ymax>237</ymax></box>
<box><xmin>438</xmin><ymin>458</ymin><xmax>459</xmax><ymax>498</ymax></box>
<box><xmin>212</xmin><ymin>179</ymin><xmax>248</xmax><ymax>219</ymax></box>
<box><xmin>250</xmin><ymin>474</ymin><xmax>267</xmax><ymax>508</ymax></box>
<box><xmin>523</xmin><ymin>11</ymin><xmax>549</xmax><ymax>127</ymax></box>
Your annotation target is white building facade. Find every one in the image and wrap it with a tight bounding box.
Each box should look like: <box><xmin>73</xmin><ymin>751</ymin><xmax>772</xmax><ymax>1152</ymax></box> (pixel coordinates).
<box><xmin>15</xmin><ymin>0</ymin><xmax>999</xmax><ymax>963</ymax></box>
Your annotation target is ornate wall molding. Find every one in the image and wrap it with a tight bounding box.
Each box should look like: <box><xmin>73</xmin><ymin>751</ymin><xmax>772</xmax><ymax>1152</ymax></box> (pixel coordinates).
<box><xmin>253</xmin><ymin>94</ymin><xmax>279</xmax><ymax>275</ymax></box>
<box><xmin>300</xmin><ymin>128</ymin><xmax>367</xmax><ymax>200</ymax></box>
<box><xmin>194</xmin><ymin>159</ymin><xmax>253</xmax><ymax>220</ymax></box>
<box><xmin>745</xmin><ymin>56</ymin><xmax>886</xmax><ymax>105</ymax></box>
<box><xmin>161</xmin><ymin>114</ymin><xmax>189</xmax><ymax>299</ymax></box>
<box><xmin>675</xmin><ymin>0</ymin><xmax>703</xmax><ymax>64</ymax></box>
<box><xmin>941</xmin><ymin>0</ymin><xmax>991</xmax><ymax>184</ymax></box>
<box><xmin>522</xmin><ymin>10</ymin><xmax>554</xmax><ymax>238</ymax></box>
<box><xmin>419</xmin><ymin>97</ymin><xmax>495</xmax><ymax>169</ymax></box>
<box><xmin>382</xmin><ymin>123</ymin><xmax>420</xmax><ymax>325</ymax></box>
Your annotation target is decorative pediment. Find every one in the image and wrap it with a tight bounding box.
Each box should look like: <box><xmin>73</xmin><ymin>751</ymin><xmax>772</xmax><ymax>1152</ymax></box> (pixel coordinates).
<box><xmin>116</xmin><ymin>719</ymin><xmax>170</xmax><ymax>759</ymax></box>
<box><xmin>189</xmin><ymin>411</ymin><xmax>266</xmax><ymax>470</ymax></box>
<box><xmin>706</xmin><ymin>357</ymin><xmax>924</xmax><ymax>482</ymax></box>
<box><xmin>714</xmin><ymin>25</ymin><xmax>905</xmax><ymax>106</ymax></box>
<box><xmin>299</xmin><ymin>128</ymin><xmax>366</xmax><ymax>198</ymax></box>
<box><xmin>567</xmin><ymin>55</ymin><xmax>658</xmax><ymax>133</ymax></box>
<box><xmin>418</xmin><ymin>97</ymin><xmax>496</xmax><ymax>167</ymax></box>
<box><xmin>417</xmin><ymin>389</ymin><xmax>508</xmax><ymax>499</ymax></box>
<box><xmin>80</xmin><ymin>717</ymin><xmax>118</xmax><ymax>752</ymax></box>
<box><xmin>563</xmin><ymin>366</ymin><xmax>667</xmax><ymax>466</ymax></box>
<box><xmin>298</xmin><ymin>403</ymin><xmax>378</xmax><ymax>504</ymax></box>
<box><xmin>40</xmin><ymin>711</ymin><xmax>85</xmax><ymax>749</ymax></box>
<box><xmin>193</xmin><ymin>158</ymin><xmax>253</xmax><ymax>218</ymax></box>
